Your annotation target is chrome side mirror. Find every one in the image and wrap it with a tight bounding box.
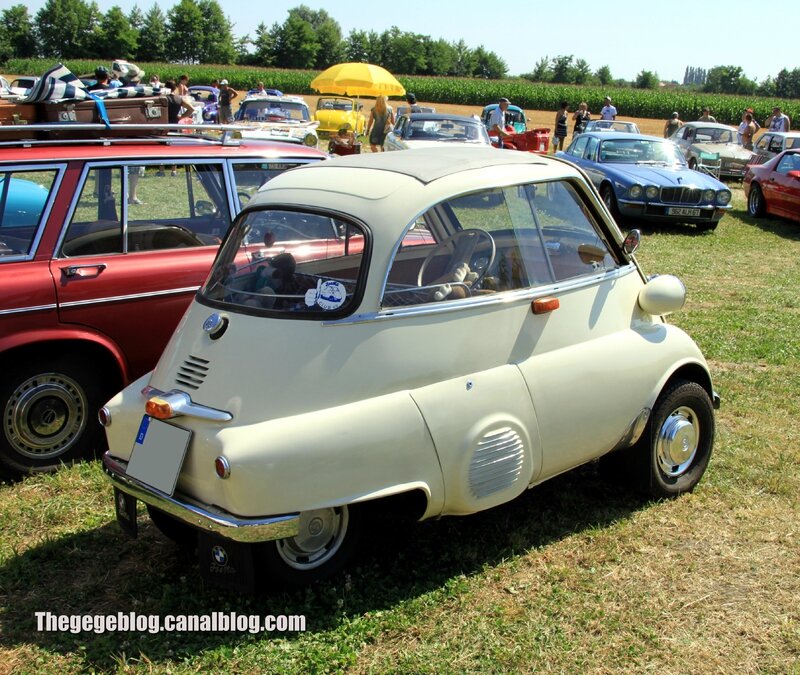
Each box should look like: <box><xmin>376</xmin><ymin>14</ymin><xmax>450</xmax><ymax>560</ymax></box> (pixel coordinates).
<box><xmin>622</xmin><ymin>229</ymin><xmax>641</xmax><ymax>255</ymax></box>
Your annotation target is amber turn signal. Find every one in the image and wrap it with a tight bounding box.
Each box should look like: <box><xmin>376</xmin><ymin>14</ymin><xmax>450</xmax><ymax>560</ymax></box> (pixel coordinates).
<box><xmin>532</xmin><ymin>297</ymin><xmax>560</xmax><ymax>314</ymax></box>
<box><xmin>145</xmin><ymin>397</ymin><xmax>174</xmax><ymax>420</ymax></box>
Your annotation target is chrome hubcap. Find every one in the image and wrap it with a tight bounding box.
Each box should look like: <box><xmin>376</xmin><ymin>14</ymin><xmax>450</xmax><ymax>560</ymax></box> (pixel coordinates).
<box><xmin>655</xmin><ymin>405</ymin><xmax>699</xmax><ymax>477</ymax></box>
<box><xmin>276</xmin><ymin>506</ymin><xmax>348</xmax><ymax>570</ymax></box>
<box><xmin>4</xmin><ymin>373</ymin><xmax>87</xmax><ymax>459</ymax></box>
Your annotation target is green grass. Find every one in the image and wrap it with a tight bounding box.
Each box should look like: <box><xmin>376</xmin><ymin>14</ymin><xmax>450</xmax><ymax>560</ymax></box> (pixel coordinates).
<box><xmin>1</xmin><ymin>186</ymin><xmax>799</xmax><ymax>674</ymax></box>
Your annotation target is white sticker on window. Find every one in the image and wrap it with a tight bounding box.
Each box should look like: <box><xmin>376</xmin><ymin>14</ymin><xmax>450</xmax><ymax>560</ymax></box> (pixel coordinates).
<box><xmin>304</xmin><ymin>279</ymin><xmax>346</xmax><ymax>310</ymax></box>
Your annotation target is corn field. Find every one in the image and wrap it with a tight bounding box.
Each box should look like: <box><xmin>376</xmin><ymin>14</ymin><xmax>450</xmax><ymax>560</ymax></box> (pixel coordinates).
<box><xmin>8</xmin><ymin>58</ymin><xmax>799</xmax><ymax>128</ymax></box>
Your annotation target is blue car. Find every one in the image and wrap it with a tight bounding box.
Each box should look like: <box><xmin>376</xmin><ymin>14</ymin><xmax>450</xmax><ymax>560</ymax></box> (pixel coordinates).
<box><xmin>481</xmin><ymin>103</ymin><xmax>527</xmax><ymax>134</ymax></box>
<box><xmin>557</xmin><ymin>132</ymin><xmax>732</xmax><ymax>230</ymax></box>
<box><xmin>188</xmin><ymin>86</ymin><xmax>220</xmax><ymax>123</ymax></box>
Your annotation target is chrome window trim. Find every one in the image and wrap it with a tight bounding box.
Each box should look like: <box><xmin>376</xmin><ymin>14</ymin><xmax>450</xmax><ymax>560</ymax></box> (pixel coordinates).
<box><xmin>329</xmin><ymin>264</ymin><xmax>637</xmax><ymax>326</ymax></box>
<box><xmin>53</xmin><ymin>159</ymin><xmax>229</xmax><ymax>259</ymax></box>
<box><xmin>0</xmin><ymin>162</ymin><xmax>67</xmax><ymax>262</ymax></box>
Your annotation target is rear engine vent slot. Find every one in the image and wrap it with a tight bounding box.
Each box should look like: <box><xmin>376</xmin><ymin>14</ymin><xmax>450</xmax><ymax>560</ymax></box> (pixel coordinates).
<box><xmin>175</xmin><ymin>355</ymin><xmax>210</xmax><ymax>390</ymax></box>
<box><xmin>469</xmin><ymin>427</ymin><xmax>525</xmax><ymax>499</ymax></box>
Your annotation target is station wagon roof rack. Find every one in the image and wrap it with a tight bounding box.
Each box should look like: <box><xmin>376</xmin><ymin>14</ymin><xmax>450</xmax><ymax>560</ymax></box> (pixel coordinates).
<box><xmin>0</xmin><ymin>122</ymin><xmax>249</xmax><ymax>148</ymax></box>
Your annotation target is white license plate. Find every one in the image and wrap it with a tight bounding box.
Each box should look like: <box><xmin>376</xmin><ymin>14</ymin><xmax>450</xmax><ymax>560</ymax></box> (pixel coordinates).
<box><xmin>126</xmin><ymin>416</ymin><xmax>191</xmax><ymax>495</ymax></box>
<box><xmin>667</xmin><ymin>207</ymin><xmax>702</xmax><ymax>217</ymax></box>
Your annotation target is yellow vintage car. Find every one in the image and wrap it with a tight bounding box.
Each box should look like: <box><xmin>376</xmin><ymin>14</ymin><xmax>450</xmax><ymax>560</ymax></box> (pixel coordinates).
<box><xmin>314</xmin><ymin>96</ymin><xmax>366</xmax><ymax>135</ymax></box>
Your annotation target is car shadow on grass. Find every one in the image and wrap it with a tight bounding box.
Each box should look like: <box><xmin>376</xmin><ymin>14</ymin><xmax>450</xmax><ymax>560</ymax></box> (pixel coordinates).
<box><xmin>742</xmin><ymin>213</ymin><xmax>800</xmax><ymax>241</ymax></box>
<box><xmin>0</xmin><ymin>464</ymin><xmax>646</xmax><ymax>670</ymax></box>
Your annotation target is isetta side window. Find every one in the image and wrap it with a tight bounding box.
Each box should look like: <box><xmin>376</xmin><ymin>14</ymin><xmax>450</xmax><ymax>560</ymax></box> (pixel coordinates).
<box><xmin>382</xmin><ymin>180</ymin><xmax>617</xmax><ymax>307</ymax></box>
<box><xmin>201</xmin><ymin>208</ymin><xmax>367</xmax><ymax>316</ymax></box>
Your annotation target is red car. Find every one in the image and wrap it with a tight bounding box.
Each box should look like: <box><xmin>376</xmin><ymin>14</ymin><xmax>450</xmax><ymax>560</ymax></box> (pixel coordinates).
<box><xmin>744</xmin><ymin>148</ymin><xmax>800</xmax><ymax>223</ymax></box>
<box><xmin>0</xmin><ymin>128</ymin><xmax>325</xmax><ymax>475</ymax></box>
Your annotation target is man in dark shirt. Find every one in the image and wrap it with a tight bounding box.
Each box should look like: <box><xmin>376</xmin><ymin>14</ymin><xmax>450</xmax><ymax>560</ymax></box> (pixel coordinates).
<box><xmin>88</xmin><ymin>66</ymin><xmax>111</xmax><ymax>91</ymax></box>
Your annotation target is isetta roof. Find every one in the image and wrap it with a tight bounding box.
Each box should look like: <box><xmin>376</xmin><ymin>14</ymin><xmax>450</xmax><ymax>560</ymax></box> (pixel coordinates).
<box><xmin>248</xmin><ymin>147</ymin><xmax>584</xmax><ymax>231</ymax></box>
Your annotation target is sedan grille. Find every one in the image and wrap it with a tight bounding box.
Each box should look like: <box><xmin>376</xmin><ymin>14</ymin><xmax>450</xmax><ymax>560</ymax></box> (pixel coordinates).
<box><xmin>660</xmin><ymin>187</ymin><xmax>702</xmax><ymax>204</ymax></box>
<box><xmin>175</xmin><ymin>355</ymin><xmax>210</xmax><ymax>390</ymax></box>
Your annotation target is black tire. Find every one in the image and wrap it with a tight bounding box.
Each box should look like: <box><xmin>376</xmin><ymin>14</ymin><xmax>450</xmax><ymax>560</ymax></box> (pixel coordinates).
<box><xmin>747</xmin><ymin>183</ymin><xmax>766</xmax><ymax>217</ymax></box>
<box><xmin>601</xmin><ymin>379</ymin><xmax>714</xmax><ymax>498</ymax></box>
<box><xmin>601</xmin><ymin>184</ymin><xmax>620</xmax><ymax>219</ymax></box>
<box><xmin>0</xmin><ymin>357</ymin><xmax>105</xmax><ymax>476</ymax></box>
<box><xmin>147</xmin><ymin>505</ymin><xmax>198</xmax><ymax>549</ymax></box>
<box><xmin>257</xmin><ymin>504</ymin><xmax>362</xmax><ymax>588</ymax></box>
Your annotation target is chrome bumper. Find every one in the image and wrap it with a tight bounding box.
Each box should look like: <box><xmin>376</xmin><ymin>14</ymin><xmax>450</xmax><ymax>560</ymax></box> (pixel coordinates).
<box><xmin>103</xmin><ymin>452</ymin><xmax>300</xmax><ymax>543</ymax></box>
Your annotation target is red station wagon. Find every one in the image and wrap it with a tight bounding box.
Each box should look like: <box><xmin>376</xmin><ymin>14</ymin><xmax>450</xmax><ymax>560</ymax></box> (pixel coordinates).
<box><xmin>0</xmin><ymin>128</ymin><xmax>326</xmax><ymax>476</ymax></box>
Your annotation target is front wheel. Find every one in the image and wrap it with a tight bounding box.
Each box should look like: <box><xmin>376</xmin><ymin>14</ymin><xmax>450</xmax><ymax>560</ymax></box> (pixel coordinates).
<box><xmin>0</xmin><ymin>358</ymin><xmax>105</xmax><ymax>476</ymax></box>
<box><xmin>747</xmin><ymin>183</ymin><xmax>766</xmax><ymax>217</ymax></box>
<box><xmin>601</xmin><ymin>184</ymin><xmax>620</xmax><ymax>219</ymax></box>
<box><xmin>258</xmin><ymin>504</ymin><xmax>362</xmax><ymax>587</ymax></box>
<box><xmin>601</xmin><ymin>380</ymin><xmax>715</xmax><ymax>498</ymax></box>
<box><xmin>645</xmin><ymin>380</ymin><xmax>715</xmax><ymax>498</ymax></box>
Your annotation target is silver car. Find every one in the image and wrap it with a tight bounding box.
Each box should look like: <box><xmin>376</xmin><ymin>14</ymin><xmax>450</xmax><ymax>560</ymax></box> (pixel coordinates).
<box><xmin>669</xmin><ymin>121</ymin><xmax>753</xmax><ymax>178</ymax></box>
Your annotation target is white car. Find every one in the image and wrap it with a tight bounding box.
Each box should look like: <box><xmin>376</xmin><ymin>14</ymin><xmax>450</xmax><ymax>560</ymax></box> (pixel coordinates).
<box><xmin>384</xmin><ymin>113</ymin><xmax>491</xmax><ymax>150</ymax></box>
<box><xmin>751</xmin><ymin>131</ymin><xmax>800</xmax><ymax>165</ymax></box>
<box><xmin>233</xmin><ymin>94</ymin><xmax>319</xmax><ymax>147</ymax></box>
<box><xmin>102</xmin><ymin>147</ymin><xmax>719</xmax><ymax>590</ymax></box>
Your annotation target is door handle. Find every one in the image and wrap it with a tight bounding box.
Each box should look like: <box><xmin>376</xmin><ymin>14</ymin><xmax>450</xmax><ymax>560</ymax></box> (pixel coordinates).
<box><xmin>62</xmin><ymin>263</ymin><xmax>107</xmax><ymax>278</ymax></box>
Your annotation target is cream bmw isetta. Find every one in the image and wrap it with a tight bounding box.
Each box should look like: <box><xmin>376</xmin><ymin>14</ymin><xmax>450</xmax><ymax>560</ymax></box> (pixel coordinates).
<box><xmin>102</xmin><ymin>147</ymin><xmax>719</xmax><ymax>588</ymax></box>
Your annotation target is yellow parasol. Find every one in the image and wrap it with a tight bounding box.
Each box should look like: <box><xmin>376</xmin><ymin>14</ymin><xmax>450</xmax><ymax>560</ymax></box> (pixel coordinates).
<box><xmin>310</xmin><ymin>62</ymin><xmax>405</xmax><ymax>98</ymax></box>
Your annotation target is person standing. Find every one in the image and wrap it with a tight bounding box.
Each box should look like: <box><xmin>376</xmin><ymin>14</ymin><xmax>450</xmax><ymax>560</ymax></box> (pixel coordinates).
<box><xmin>765</xmin><ymin>106</ymin><xmax>790</xmax><ymax>132</ymax></box>
<box><xmin>175</xmin><ymin>74</ymin><xmax>189</xmax><ymax>96</ymax></box>
<box><xmin>698</xmin><ymin>107</ymin><xmax>717</xmax><ymax>123</ymax></box>
<box><xmin>367</xmin><ymin>95</ymin><xmax>394</xmax><ymax>152</ymax></box>
<box><xmin>573</xmin><ymin>102</ymin><xmax>591</xmax><ymax>134</ymax></box>
<box><xmin>553</xmin><ymin>101</ymin><xmax>569</xmax><ymax>152</ymax></box>
<box><xmin>740</xmin><ymin>113</ymin><xmax>757</xmax><ymax>150</ymax></box>
<box><xmin>406</xmin><ymin>92</ymin><xmax>422</xmax><ymax>113</ymax></box>
<box><xmin>488</xmin><ymin>97</ymin><xmax>513</xmax><ymax>143</ymax></box>
<box><xmin>600</xmin><ymin>96</ymin><xmax>617</xmax><ymax>120</ymax></box>
<box><xmin>664</xmin><ymin>112</ymin><xmax>683</xmax><ymax>138</ymax></box>
<box><xmin>218</xmin><ymin>79</ymin><xmax>238</xmax><ymax>124</ymax></box>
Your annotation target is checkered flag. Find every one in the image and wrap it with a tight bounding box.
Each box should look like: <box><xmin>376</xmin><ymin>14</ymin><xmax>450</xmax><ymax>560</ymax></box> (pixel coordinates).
<box><xmin>23</xmin><ymin>63</ymin><xmax>87</xmax><ymax>103</ymax></box>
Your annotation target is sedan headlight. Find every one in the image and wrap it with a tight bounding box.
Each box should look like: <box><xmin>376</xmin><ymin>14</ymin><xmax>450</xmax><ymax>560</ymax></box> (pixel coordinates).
<box><xmin>716</xmin><ymin>190</ymin><xmax>732</xmax><ymax>206</ymax></box>
<box><xmin>703</xmin><ymin>189</ymin><xmax>716</xmax><ymax>202</ymax></box>
<box><xmin>645</xmin><ymin>185</ymin><xmax>659</xmax><ymax>200</ymax></box>
<box><xmin>303</xmin><ymin>133</ymin><xmax>318</xmax><ymax>147</ymax></box>
<box><xmin>628</xmin><ymin>184</ymin><xmax>643</xmax><ymax>199</ymax></box>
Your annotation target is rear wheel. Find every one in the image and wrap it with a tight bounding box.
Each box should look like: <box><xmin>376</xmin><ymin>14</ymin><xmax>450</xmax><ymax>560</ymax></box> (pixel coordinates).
<box><xmin>748</xmin><ymin>183</ymin><xmax>766</xmax><ymax>217</ymax></box>
<box><xmin>0</xmin><ymin>358</ymin><xmax>105</xmax><ymax>476</ymax></box>
<box><xmin>258</xmin><ymin>504</ymin><xmax>362</xmax><ymax>588</ymax></box>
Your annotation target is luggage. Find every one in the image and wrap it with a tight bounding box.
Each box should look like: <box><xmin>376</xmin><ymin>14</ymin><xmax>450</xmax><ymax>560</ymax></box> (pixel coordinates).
<box><xmin>39</xmin><ymin>95</ymin><xmax>169</xmax><ymax>138</ymax></box>
<box><xmin>0</xmin><ymin>101</ymin><xmax>38</xmax><ymax>141</ymax></box>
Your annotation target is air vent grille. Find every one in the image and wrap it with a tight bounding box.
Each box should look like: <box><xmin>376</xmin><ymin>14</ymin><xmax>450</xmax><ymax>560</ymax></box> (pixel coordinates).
<box><xmin>175</xmin><ymin>355</ymin><xmax>210</xmax><ymax>390</ymax></box>
<box><xmin>469</xmin><ymin>427</ymin><xmax>525</xmax><ymax>499</ymax></box>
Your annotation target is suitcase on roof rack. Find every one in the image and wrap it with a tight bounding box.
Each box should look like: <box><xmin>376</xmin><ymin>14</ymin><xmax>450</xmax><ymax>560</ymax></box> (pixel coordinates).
<box><xmin>0</xmin><ymin>101</ymin><xmax>38</xmax><ymax>141</ymax></box>
<box><xmin>39</xmin><ymin>95</ymin><xmax>169</xmax><ymax>138</ymax></box>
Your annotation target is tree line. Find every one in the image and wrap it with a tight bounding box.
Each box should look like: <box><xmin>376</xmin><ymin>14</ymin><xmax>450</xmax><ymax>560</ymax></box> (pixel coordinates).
<box><xmin>0</xmin><ymin>1</ymin><xmax>507</xmax><ymax>79</ymax></box>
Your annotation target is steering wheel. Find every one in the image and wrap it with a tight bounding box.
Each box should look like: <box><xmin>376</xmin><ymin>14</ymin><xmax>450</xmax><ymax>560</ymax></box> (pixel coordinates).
<box><xmin>417</xmin><ymin>228</ymin><xmax>496</xmax><ymax>288</ymax></box>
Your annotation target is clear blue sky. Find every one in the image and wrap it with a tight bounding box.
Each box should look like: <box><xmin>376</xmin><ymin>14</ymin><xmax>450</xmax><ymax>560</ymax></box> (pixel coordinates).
<box><xmin>23</xmin><ymin>0</ymin><xmax>799</xmax><ymax>83</ymax></box>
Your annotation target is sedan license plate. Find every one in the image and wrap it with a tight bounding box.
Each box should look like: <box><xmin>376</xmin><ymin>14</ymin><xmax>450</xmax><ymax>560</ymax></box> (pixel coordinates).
<box><xmin>668</xmin><ymin>207</ymin><xmax>702</xmax><ymax>217</ymax></box>
<box><xmin>126</xmin><ymin>416</ymin><xmax>191</xmax><ymax>495</ymax></box>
